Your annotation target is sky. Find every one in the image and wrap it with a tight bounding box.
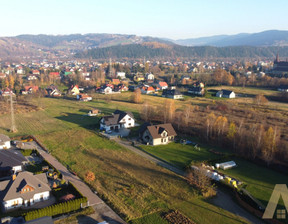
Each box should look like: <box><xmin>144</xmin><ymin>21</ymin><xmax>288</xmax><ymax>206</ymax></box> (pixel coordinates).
<box><xmin>1</xmin><ymin>0</ymin><xmax>288</xmax><ymax>39</ymax></box>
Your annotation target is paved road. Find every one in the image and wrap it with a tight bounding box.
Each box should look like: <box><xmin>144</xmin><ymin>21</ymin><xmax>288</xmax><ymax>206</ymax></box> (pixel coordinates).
<box><xmin>32</xmin><ymin>141</ymin><xmax>126</xmax><ymax>224</ymax></box>
<box><xmin>114</xmin><ymin>139</ymin><xmax>263</xmax><ymax>224</ymax></box>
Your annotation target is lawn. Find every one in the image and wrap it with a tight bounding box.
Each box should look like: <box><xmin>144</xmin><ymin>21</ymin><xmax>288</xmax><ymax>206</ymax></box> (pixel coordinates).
<box><xmin>0</xmin><ymin>96</ymin><xmax>249</xmax><ymax>224</ymax></box>
<box><xmin>140</xmin><ymin>137</ymin><xmax>288</xmax><ymax>213</ymax></box>
<box><xmin>140</xmin><ymin>142</ymin><xmax>225</xmax><ymax>169</ymax></box>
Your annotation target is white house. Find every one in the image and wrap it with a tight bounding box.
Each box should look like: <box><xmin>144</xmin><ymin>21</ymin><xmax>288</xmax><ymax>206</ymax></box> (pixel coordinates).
<box><xmin>216</xmin><ymin>90</ymin><xmax>236</xmax><ymax>98</ymax></box>
<box><xmin>116</xmin><ymin>72</ymin><xmax>126</xmax><ymax>79</ymax></box>
<box><xmin>162</xmin><ymin>89</ymin><xmax>183</xmax><ymax>99</ymax></box>
<box><xmin>145</xmin><ymin>73</ymin><xmax>154</xmax><ymax>81</ymax></box>
<box><xmin>139</xmin><ymin>123</ymin><xmax>177</xmax><ymax>146</ymax></box>
<box><xmin>100</xmin><ymin>110</ymin><xmax>135</xmax><ymax>132</ymax></box>
<box><xmin>100</xmin><ymin>86</ymin><xmax>113</xmax><ymax>94</ymax></box>
<box><xmin>0</xmin><ymin>134</ymin><xmax>11</xmax><ymax>149</ymax></box>
<box><xmin>0</xmin><ymin>172</ymin><xmax>51</xmax><ymax>211</ymax></box>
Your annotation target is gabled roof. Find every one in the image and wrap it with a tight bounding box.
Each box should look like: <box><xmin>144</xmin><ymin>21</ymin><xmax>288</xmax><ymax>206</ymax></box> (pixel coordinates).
<box><xmin>146</xmin><ymin>123</ymin><xmax>177</xmax><ymax>139</ymax></box>
<box><xmin>46</xmin><ymin>84</ymin><xmax>59</xmax><ymax>91</ymax></box>
<box><xmin>158</xmin><ymin>82</ymin><xmax>168</xmax><ymax>87</ymax></box>
<box><xmin>188</xmin><ymin>87</ymin><xmax>203</xmax><ymax>92</ymax></box>
<box><xmin>162</xmin><ymin>89</ymin><xmax>182</xmax><ymax>96</ymax></box>
<box><xmin>0</xmin><ymin>149</ymin><xmax>27</xmax><ymax>168</ymax></box>
<box><xmin>101</xmin><ymin>110</ymin><xmax>134</xmax><ymax>126</ymax></box>
<box><xmin>101</xmin><ymin>114</ymin><xmax>120</xmax><ymax>126</ymax></box>
<box><xmin>114</xmin><ymin>110</ymin><xmax>134</xmax><ymax>120</ymax></box>
<box><xmin>24</xmin><ymin>86</ymin><xmax>39</xmax><ymax>91</ymax></box>
<box><xmin>69</xmin><ymin>85</ymin><xmax>79</xmax><ymax>90</ymax></box>
<box><xmin>0</xmin><ymin>134</ymin><xmax>10</xmax><ymax>143</ymax></box>
<box><xmin>1</xmin><ymin>171</ymin><xmax>50</xmax><ymax>201</ymax></box>
<box><xmin>219</xmin><ymin>89</ymin><xmax>234</xmax><ymax>95</ymax></box>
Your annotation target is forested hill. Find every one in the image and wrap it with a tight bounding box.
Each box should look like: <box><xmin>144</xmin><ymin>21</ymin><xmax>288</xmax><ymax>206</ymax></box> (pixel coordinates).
<box><xmin>75</xmin><ymin>44</ymin><xmax>288</xmax><ymax>59</ymax></box>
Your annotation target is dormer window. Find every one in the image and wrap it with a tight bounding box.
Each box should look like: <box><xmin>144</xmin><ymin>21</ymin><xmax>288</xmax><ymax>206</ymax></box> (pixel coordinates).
<box><xmin>20</xmin><ymin>185</ymin><xmax>35</xmax><ymax>194</ymax></box>
<box><xmin>161</xmin><ymin>131</ymin><xmax>167</xmax><ymax>137</ymax></box>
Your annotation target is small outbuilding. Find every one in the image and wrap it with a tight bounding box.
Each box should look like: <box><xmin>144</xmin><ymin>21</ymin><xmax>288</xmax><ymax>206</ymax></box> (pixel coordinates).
<box><xmin>216</xmin><ymin>161</ymin><xmax>237</xmax><ymax>170</ymax></box>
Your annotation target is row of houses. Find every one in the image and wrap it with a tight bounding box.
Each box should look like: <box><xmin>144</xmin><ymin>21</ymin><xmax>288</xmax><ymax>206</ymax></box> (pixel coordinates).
<box><xmin>0</xmin><ymin>135</ymin><xmax>51</xmax><ymax>211</ymax></box>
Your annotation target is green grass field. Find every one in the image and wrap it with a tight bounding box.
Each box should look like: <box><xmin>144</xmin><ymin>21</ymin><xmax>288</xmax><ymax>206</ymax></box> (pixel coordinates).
<box><xmin>141</xmin><ymin>141</ymin><xmax>288</xmax><ymax>209</ymax></box>
<box><xmin>218</xmin><ymin>158</ymin><xmax>288</xmax><ymax>207</ymax></box>
<box><xmin>140</xmin><ymin>142</ymin><xmax>226</xmax><ymax>169</ymax></box>
<box><xmin>0</xmin><ymin>96</ymin><xmax>249</xmax><ymax>224</ymax></box>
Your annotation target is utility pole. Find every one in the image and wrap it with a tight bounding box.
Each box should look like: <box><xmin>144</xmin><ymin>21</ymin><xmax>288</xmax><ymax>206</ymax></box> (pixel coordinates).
<box><xmin>8</xmin><ymin>93</ymin><xmax>17</xmax><ymax>133</ymax></box>
<box><xmin>109</xmin><ymin>58</ymin><xmax>113</xmax><ymax>78</ymax></box>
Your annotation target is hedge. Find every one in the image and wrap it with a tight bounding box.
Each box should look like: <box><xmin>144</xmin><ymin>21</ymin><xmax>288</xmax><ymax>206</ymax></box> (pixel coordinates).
<box><xmin>24</xmin><ymin>197</ymin><xmax>87</xmax><ymax>221</ymax></box>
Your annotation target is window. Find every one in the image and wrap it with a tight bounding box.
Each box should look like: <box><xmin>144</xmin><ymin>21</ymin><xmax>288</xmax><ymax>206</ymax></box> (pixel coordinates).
<box><xmin>128</xmin><ymin>123</ymin><xmax>131</xmax><ymax>126</ymax></box>
<box><xmin>128</xmin><ymin>118</ymin><xmax>131</xmax><ymax>120</ymax></box>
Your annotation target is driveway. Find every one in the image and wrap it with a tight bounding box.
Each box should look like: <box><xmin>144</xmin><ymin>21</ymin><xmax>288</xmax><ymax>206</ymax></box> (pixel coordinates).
<box><xmin>31</xmin><ymin>141</ymin><xmax>127</xmax><ymax>224</ymax></box>
<box><xmin>101</xmin><ymin>128</ymin><xmax>130</xmax><ymax>138</ymax></box>
<box><xmin>113</xmin><ymin>138</ymin><xmax>263</xmax><ymax>224</ymax></box>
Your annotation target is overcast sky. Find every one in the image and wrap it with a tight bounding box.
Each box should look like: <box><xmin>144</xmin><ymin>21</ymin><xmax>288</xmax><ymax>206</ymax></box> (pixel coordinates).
<box><xmin>1</xmin><ymin>0</ymin><xmax>287</xmax><ymax>39</ymax></box>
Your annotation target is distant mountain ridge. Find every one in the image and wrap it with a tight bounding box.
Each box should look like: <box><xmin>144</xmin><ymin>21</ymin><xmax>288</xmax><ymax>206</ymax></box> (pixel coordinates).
<box><xmin>1</xmin><ymin>30</ymin><xmax>288</xmax><ymax>59</ymax></box>
<box><xmin>0</xmin><ymin>33</ymin><xmax>174</xmax><ymax>58</ymax></box>
<box><xmin>75</xmin><ymin>44</ymin><xmax>288</xmax><ymax>59</ymax></box>
<box><xmin>172</xmin><ymin>30</ymin><xmax>288</xmax><ymax>47</ymax></box>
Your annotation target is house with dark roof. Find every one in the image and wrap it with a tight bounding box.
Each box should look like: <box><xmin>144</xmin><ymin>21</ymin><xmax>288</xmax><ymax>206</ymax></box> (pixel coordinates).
<box><xmin>188</xmin><ymin>87</ymin><xmax>205</xmax><ymax>96</ymax></box>
<box><xmin>46</xmin><ymin>84</ymin><xmax>61</xmax><ymax>97</ymax></box>
<box><xmin>139</xmin><ymin>123</ymin><xmax>177</xmax><ymax>146</ymax></box>
<box><xmin>0</xmin><ymin>150</ymin><xmax>28</xmax><ymax>175</ymax></box>
<box><xmin>278</xmin><ymin>85</ymin><xmax>288</xmax><ymax>92</ymax></box>
<box><xmin>216</xmin><ymin>89</ymin><xmax>235</xmax><ymax>98</ymax></box>
<box><xmin>100</xmin><ymin>110</ymin><xmax>135</xmax><ymax>132</ymax></box>
<box><xmin>99</xmin><ymin>84</ymin><xmax>113</xmax><ymax>94</ymax></box>
<box><xmin>162</xmin><ymin>89</ymin><xmax>183</xmax><ymax>99</ymax></box>
<box><xmin>0</xmin><ymin>171</ymin><xmax>51</xmax><ymax>211</ymax></box>
<box><xmin>0</xmin><ymin>135</ymin><xmax>11</xmax><ymax>150</ymax></box>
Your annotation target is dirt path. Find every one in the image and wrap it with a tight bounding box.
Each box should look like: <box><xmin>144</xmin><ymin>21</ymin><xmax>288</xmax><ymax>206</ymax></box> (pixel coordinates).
<box><xmin>114</xmin><ymin>138</ymin><xmax>263</xmax><ymax>224</ymax></box>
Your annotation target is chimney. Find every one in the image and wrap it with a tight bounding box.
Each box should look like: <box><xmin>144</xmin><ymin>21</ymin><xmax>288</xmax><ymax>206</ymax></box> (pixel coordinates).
<box><xmin>12</xmin><ymin>174</ymin><xmax>16</xmax><ymax>181</ymax></box>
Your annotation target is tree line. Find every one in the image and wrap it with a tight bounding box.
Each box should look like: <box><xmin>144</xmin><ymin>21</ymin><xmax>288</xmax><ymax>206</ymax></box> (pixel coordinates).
<box><xmin>139</xmin><ymin>99</ymin><xmax>287</xmax><ymax>165</ymax></box>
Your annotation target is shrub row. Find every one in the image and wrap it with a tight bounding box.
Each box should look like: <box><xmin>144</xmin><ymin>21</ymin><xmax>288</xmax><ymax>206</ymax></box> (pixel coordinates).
<box><xmin>24</xmin><ymin>197</ymin><xmax>87</xmax><ymax>221</ymax></box>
